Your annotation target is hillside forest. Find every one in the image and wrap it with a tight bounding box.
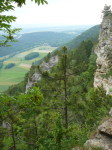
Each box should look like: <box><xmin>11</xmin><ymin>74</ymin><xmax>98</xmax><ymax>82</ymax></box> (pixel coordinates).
<box><xmin>1</xmin><ymin>0</ymin><xmax>112</xmax><ymax>149</ymax></box>
<box><xmin>1</xmin><ymin>26</ymin><xmax>112</xmax><ymax>150</ymax></box>
<box><xmin>0</xmin><ymin>31</ymin><xmax>83</xmax><ymax>58</ymax></box>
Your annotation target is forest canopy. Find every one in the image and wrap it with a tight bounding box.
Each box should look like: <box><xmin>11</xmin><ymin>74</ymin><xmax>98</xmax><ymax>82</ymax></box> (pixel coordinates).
<box><xmin>25</xmin><ymin>52</ymin><xmax>39</xmax><ymax>60</ymax></box>
<box><xmin>5</xmin><ymin>63</ymin><xmax>15</xmax><ymax>69</ymax></box>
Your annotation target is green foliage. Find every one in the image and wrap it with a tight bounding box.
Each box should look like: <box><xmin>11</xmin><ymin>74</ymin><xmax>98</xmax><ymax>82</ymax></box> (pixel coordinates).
<box><xmin>86</xmin><ymin>86</ymin><xmax>112</xmax><ymax>127</ymax></box>
<box><xmin>25</xmin><ymin>52</ymin><xmax>39</xmax><ymax>60</ymax></box>
<box><xmin>5</xmin><ymin>63</ymin><xmax>15</xmax><ymax>69</ymax></box>
<box><xmin>106</xmin><ymin>67</ymin><xmax>112</xmax><ymax>78</ymax></box>
<box><xmin>34</xmin><ymin>25</ymin><xmax>99</xmax><ymax>66</ymax></box>
<box><xmin>0</xmin><ymin>86</ymin><xmax>43</xmax><ymax>150</ymax></box>
<box><xmin>101</xmin><ymin>4</ymin><xmax>112</xmax><ymax>17</ymax></box>
<box><xmin>2</xmin><ymin>25</ymin><xmax>112</xmax><ymax>149</ymax></box>
<box><xmin>1</xmin><ymin>38</ymin><xmax>112</xmax><ymax>150</ymax></box>
<box><xmin>5</xmin><ymin>81</ymin><xmax>25</xmax><ymax>96</ymax></box>
<box><xmin>43</xmin><ymin>52</ymin><xmax>51</xmax><ymax>62</ymax></box>
<box><xmin>13</xmin><ymin>0</ymin><xmax>48</xmax><ymax>7</ymax></box>
<box><xmin>0</xmin><ymin>0</ymin><xmax>22</xmax><ymax>47</ymax></box>
<box><xmin>31</xmin><ymin>0</ymin><xmax>48</xmax><ymax>6</ymax></box>
<box><xmin>0</xmin><ymin>0</ymin><xmax>48</xmax><ymax>48</ymax></box>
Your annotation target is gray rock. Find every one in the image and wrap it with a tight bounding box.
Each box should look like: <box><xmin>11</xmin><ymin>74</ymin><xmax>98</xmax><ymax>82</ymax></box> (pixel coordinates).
<box><xmin>98</xmin><ymin>117</ymin><xmax>112</xmax><ymax>135</ymax></box>
<box><xmin>84</xmin><ymin>108</ymin><xmax>112</xmax><ymax>150</ymax></box>
<box><xmin>94</xmin><ymin>15</ymin><xmax>112</xmax><ymax>94</ymax></box>
<box><xmin>40</xmin><ymin>55</ymin><xmax>58</xmax><ymax>71</ymax></box>
<box><xmin>109</xmin><ymin>107</ymin><xmax>112</xmax><ymax>117</ymax></box>
<box><xmin>25</xmin><ymin>55</ymin><xmax>58</xmax><ymax>93</ymax></box>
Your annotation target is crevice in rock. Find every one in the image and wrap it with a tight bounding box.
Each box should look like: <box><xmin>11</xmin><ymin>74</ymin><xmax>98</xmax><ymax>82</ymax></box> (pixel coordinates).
<box><xmin>100</xmin><ymin>130</ymin><xmax>112</xmax><ymax>139</ymax></box>
<box><xmin>98</xmin><ymin>64</ymin><xmax>102</xmax><ymax>69</ymax></box>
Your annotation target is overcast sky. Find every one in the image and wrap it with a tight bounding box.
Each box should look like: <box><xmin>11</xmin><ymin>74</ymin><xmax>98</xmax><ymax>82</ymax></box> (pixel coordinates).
<box><xmin>4</xmin><ymin>0</ymin><xmax>112</xmax><ymax>27</ymax></box>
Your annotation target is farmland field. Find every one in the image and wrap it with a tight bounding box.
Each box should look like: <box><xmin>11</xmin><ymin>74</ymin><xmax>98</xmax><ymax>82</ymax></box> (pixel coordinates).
<box><xmin>0</xmin><ymin>46</ymin><xmax>57</xmax><ymax>92</ymax></box>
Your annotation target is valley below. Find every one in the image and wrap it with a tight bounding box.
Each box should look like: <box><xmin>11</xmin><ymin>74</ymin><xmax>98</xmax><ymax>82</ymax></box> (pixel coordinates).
<box><xmin>0</xmin><ymin>46</ymin><xmax>57</xmax><ymax>92</ymax></box>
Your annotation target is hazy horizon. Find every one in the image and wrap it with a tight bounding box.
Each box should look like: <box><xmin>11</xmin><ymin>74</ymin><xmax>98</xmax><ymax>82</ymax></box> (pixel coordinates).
<box><xmin>3</xmin><ymin>0</ymin><xmax>111</xmax><ymax>27</ymax></box>
<box><xmin>11</xmin><ymin>22</ymin><xmax>97</xmax><ymax>28</ymax></box>
<box><xmin>0</xmin><ymin>23</ymin><xmax>98</xmax><ymax>34</ymax></box>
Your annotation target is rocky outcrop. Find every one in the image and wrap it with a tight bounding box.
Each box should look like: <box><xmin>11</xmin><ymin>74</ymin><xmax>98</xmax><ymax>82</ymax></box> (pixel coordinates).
<box><xmin>84</xmin><ymin>7</ymin><xmax>112</xmax><ymax>149</ymax></box>
<box><xmin>25</xmin><ymin>55</ymin><xmax>58</xmax><ymax>93</ymax></box>
<box><xmin>40</xmin><ymin>55</ymin><xmax>58</xmax><ymax>71</ymax></box>
<box><xmin>84</xmin><ymin>108</ymin><xmax>112</xmax><ymax>150</ymax></box>
<box><xmin>25</xmin><ymin>73</ymin><xmax>41</xmax><ymax>93</ymax></box>
<box><xmin>94</xmin><ymin>14</ymin><xmax>112</xmax><ymax>94</ymax></box>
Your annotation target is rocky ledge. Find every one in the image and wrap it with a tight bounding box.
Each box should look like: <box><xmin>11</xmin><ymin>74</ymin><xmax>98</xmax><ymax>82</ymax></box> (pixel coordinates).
<box><xmin>85</xmin><ymin>108</ymin><xmax>112</xmax><ymax>150</ymax></box>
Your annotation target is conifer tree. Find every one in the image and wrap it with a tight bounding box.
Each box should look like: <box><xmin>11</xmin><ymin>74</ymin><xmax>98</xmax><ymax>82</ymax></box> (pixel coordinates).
<box><xmin>37</xmin><ymin>46</ymin><xmax>85</xmax><ymax>130</ymax></box>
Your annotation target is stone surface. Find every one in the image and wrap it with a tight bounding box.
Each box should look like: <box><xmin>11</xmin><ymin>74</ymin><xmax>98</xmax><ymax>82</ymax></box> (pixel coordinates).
<box><xmin>109</xmin><ymin>107</ymin><xmax>112</xmax><ymax>117</ymax></box>
<box><xmin>25</xmin><ymin>55</ymin><xmax>58</xmax><ymax>93</ymax></box>
<box><xmin>40</xmin><ymin>55</ymin><xmax>58</xmax><ymax>71</ymax></box>
<box><xmin>84</xmin><ymin>108</ymin><xmax>112</xmax><ymax>150</ymax></box>
<box><xmin>98</xmin><ymin>118</ymin><xmax>112</xmax><ymax>135</ymax></box>
<box><xmin>85</xmin><ymin>133</ymin><xmax>112</xmax><ymax>150</ymax></box>
<box><xmin>94</xmin><ymin>15</ymin><xmax>112</xmax><ymax>94</ymax></box>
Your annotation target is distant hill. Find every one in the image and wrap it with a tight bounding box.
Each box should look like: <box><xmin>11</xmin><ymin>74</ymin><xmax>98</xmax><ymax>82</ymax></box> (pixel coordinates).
<box><xmin>53</xmin><ymin>24</ymin><xmax>100</xmax><ymax>51</ymax></box>
<box><xmin>34</xmin><ymin>24</ymin><xmax>100</xmax><ymax>65</ymax></box>
<box><xmin>0</xmin><ymin>31</ymin><xmax>85</xmax><ymax>57</ymax></box>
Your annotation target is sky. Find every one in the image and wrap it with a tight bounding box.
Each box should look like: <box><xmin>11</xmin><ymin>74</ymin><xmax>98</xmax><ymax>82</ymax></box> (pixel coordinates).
<box><xmin>3</xmin><ymin>0</ymin><xmax>112</xmax><ymax>27</ymax></box>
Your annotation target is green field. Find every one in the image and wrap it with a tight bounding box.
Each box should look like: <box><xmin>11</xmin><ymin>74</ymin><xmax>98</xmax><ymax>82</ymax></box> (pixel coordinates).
<box><xmin>0</xmin><ymin>46</ymin><xmax>57</xmax><ymax>92</ymax></box>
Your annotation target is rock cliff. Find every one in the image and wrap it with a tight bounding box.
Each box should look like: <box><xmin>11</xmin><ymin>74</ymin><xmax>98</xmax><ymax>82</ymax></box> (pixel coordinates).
<box><xmin>84</xmin><ymin>5</ymin><xmax>112</xmax><ymax>150</ymax></box>
<box><xmin>25</xmin><ymin>55</ymin><xmax>58</xmax><ymax>93</ymax></box>
<box><xmin>94</xmin><ymin>14</ymin><xmax>112</xmax><ymax>94</ymax></box>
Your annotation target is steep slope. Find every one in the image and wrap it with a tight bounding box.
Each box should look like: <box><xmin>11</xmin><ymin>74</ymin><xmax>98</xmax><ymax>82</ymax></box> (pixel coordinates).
<box><xmin>94</xmin><ymin>15</ymin><xmax>112</xmax><ymax>94</ymax></box>
<box><xmin>34</xmin><ymin>24</ymin><xmax>100</xmax><ymax>65</ymax></box>
<box><xmin>61</xmin><ymin>24</ymin><xmax>100</xmax><ymax>50</ymax></box>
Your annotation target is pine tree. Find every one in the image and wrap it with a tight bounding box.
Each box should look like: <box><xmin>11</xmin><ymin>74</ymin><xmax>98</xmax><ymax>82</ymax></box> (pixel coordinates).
<box><xmin>37</xmin><ymin>46</ymin><xmax>85</xmax><ymax>130</ymax></box>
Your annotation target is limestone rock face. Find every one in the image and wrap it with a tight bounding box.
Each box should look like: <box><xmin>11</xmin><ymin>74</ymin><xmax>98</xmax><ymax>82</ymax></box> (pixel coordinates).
<box><xmin>94</xmin><ymin>15</ymin><xmax>112</xmax><ymax>94</ymax></box>
<box><xmin>84</xmin><ymin>108</ymin><xmax>112</xmax><ymax>150</ymax></box>
<box><xmin>40</xmin><ymin>55</ymin><xmax>58</xmax><ymax>71</ymax></box>
<box><xmin>25</xmin><ymin>73</ymin><xmax>41</xmax><ymax>94</ymax></box>
<box><xmin>25</xmin><ymin>55</ymin><xmax>58</xmax><ymax>93</ymax></box>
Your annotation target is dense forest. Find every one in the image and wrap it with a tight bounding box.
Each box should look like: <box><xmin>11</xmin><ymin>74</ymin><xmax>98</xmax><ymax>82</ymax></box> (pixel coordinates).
<box><xmin>5</xmin><ymin>63</ymin><xmax>15</xmax><ymax>69</ymax></box>
<box><xmin>25</xmin><ymin>52</ymin><xmax>39</xmax><ymax>60</ymax></box>
<box><xmin>0</xmin><ymin>31</ymin><xmax>84</xmax><ymax>57</ymax></box>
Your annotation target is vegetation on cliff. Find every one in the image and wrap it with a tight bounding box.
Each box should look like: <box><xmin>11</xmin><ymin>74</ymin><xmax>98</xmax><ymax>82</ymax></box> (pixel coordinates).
<box><xmin>1</xmin><ymin>3</ymin><xmax>112</xmax><ymax>150</ymax></box>
<box><xmin>1</xmin><ymin>35</ymin><xmax>112</xmax><ymax>149</ymax></box>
